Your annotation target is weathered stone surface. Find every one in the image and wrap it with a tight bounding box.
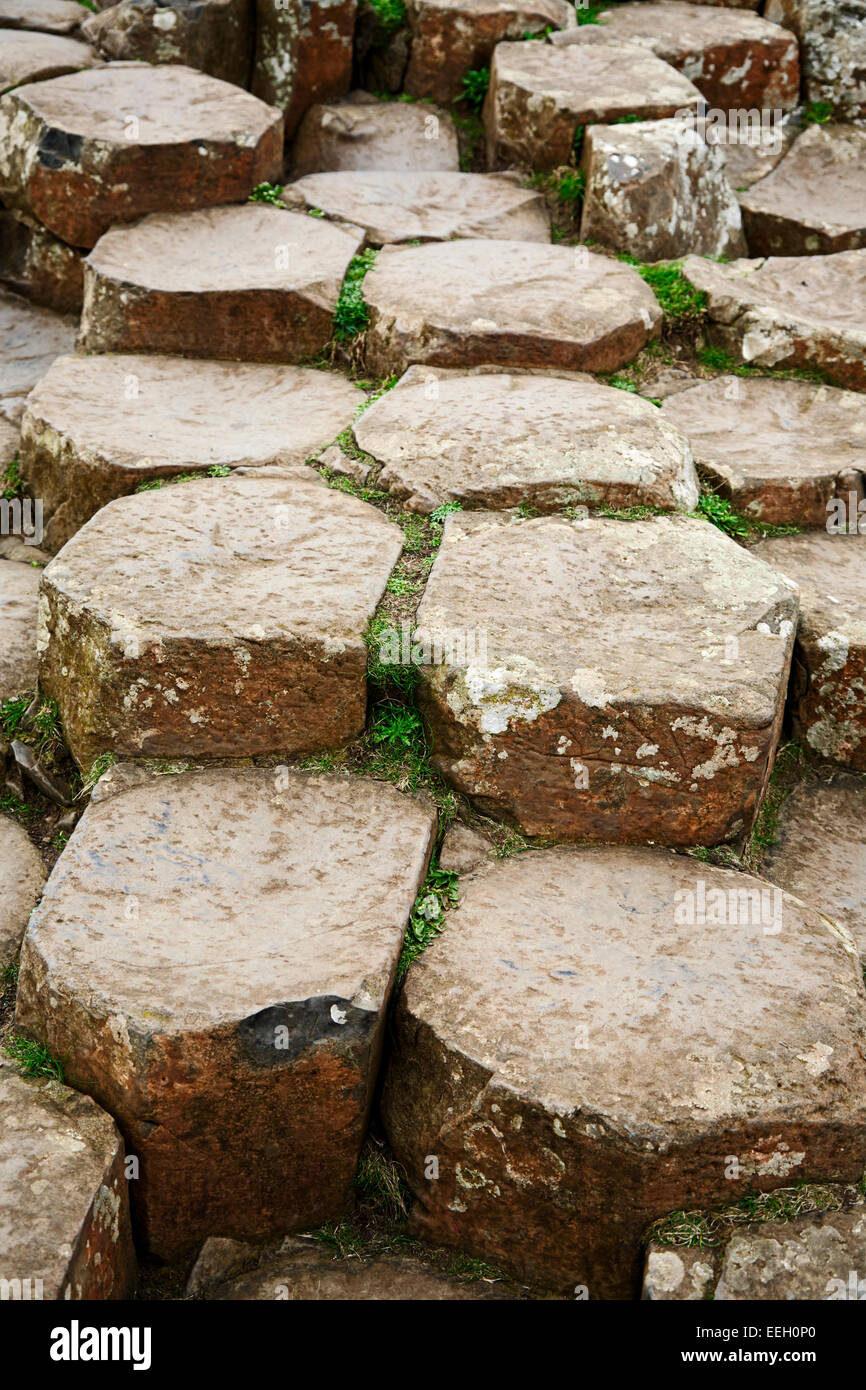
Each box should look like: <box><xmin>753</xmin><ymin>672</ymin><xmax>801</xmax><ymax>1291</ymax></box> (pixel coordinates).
<box><xmin>0</xmin><ymin>63</ymin><xmax>283</xmax><ymax>249</ymax></box>
<box><xmin>79</xmin><ymin>205</ymin><xmax>364</xmax><ymax>361</ymax></box>
<box><xmin>0</xmin><ymin>1059</ymin><xmax>136</xmax><ymax>1300</ymax></box>
<box><xmin>81</xmin><ymin>0</ymin><xmax>253</xmax><ymax>87</ymax></box>
<box><xmin>253</xmin><ymin>0</ymin><xmax>356</xmax><ymax>139</ymax></box>
<box><xmin>720</xmin><ymin>112</ymin><xmax>800</xmax><ymax>192</ymax></box>
<box><xmin>0</xmin><ymin>208</ymin><xmax>84</xmax><ymax>313</ymax></box>
<box><xmin>762</xmin><ymin>780</ymin><xmax>866</xmax><ymax>966</ymax></box>
<box><xmin>283</xmin><ymin>170</ymin><xmax>549</xmax><ymax>245</ymax></box>
<box><xmin>754</xmin><ymin>533</ymin><xmax>866</xmax><ymax>769</ymax></box>
<box><xmin>766</xmin><ymin>0</ymin><xmax>866</xmax><ymax>120</ymax></box>
<box><xmin>715</xmin><ymin>1207</ymin><xmax>866</xmax><ymax>1300</ymax></box>
<box><xmin>588</xmin><ymin>2</ymin><xmax>799</xmax><ymax>113</ymax></box>
<box><xmin>354</xmin><ymin>366</ymin><xmax>699</xmax><ymax>512</ymax></box>
<box><xmin>0</xmin><ymin>415</ymin><xmax>17</xmax><ymax>469</ymax></box>
<box><xmin>682</xmin><ymin>250</ymin><xmax>866</xmax><ymax>392</ymax></box>
<box><xmin>363</xmin><ymin>242</ymin><xmax>662</xmax><ymax>377</ymax></box>
<box><xmin>0</xmin><ymin>816</ymin><xmax>45</xmax><ymax>970</ymax></box>
<box><xmin>484</xmin><ymin>39</ymin><xmax>702</xmax><ymax>171</ymax></box>
<box><xmin>414</xmin><ymin>511</ymin><xmax>797</xmax><ymax>844</ymax></box>
<box><xmin>15</xmin><ymin>766</ymin><xmax>435</xmax><ymax>1258</ymax></box>
<box><xmin>739</xmin><ymin>124</ymin><xmax>866</xmax><ymax>257</ymax></box>
<box><xmin>0</xmin><ymin>289</ymin><xmax>76</xmax><ymax>422</ymax></box>
<box><xmin>0</xmin><ymin>29</ymin><xmax>99</xmax><ymax>92</ymax></box>
<box><xmin>642</xmin><ymin>1244</ymin><xmax>719</xmax><ymax>1300</ymax></box>
<box><xmin>187</xmin><ymin>1233</ymin><xmax>513</xmax><ymax>1299</ymax></box>
<box><xmin>38</xmin><ymin>470</ymin><xmax>403</xmax><ymax>768</ymax></box>
<box><xmin>661</xmin><ymin>376</ymin><xmax>866</xmax><ymax>527</ymax></box>
<box><xmin>21</xmin><ymin>353</ymin><xmax>361</xmax><ymax>552</ymax></box>
<box><xmin>290</xmin><ymin>93</ymin><xmax>460</xmax><ymax>175</ymax></box>
<box><xmin>0</xmin><ymin>559</ymin><xmax>40</xmax><ymax>702</ymax></box>
<box><xmin>0</xmin><ymin>0</ymin><xmax>84</xmax><ymax>34</ymax></box>
<box><xmin>579</xmin><ymin>118</ymin><xmax>746</xmax><ymax>261</ymax></box>
<box><xmin>438</xmin><ymin>822</ymin><xmax>496</xmax><ymax>875</ymax></box>
<box><xmin>402</xmin><ymin>0</ymin><xmax>574</xmax><ymax>104</ymax></box>
<box><xmin>382</xmin><ymin>846</ymin><xmax>866</xmax><ymax>1297</ymax></box>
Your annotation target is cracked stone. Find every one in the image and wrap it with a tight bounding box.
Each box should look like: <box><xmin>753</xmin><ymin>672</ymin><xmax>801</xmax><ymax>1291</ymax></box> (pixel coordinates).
<box><xmin>353</xmin><ymin>365</ymin><xmax>699</xmax><ymax>513</ymax></box>
<box><xmin>0</xmin><ymin>815</ymin><xmax>45</xmax><ymax>970</ymax></box>
<box><xmin>252</xmin><ymin>0</ymin><xmax>356</xmax><ymax>140</ymax></box>
<box><xmin>381</xmin><ymin>845</ymin><xmax>866</xmax><ymax>1297</ymax></box>
<box><xmin>762</xmin><ymin>779</ymin><xmax>866</xmax><ymax>966</ymax></box>
<box><xmin>81</xmin><ymin>0</ymin><xmax>254</xmax><ymax>88</ymax></box>
<box><xmin>586</xmin><ymin>1</ymin><xmax>799</xmax><ymax>112</ymax></box>
<box><xmin>14</xmin><ymin>766</ymin><xmax>435</xmax><ymax>1258</ymax></box>
<box><xmin>362</xmin><ymin>241</ymin><xmax>662</xmax><ymax>377</ymax></box>
<box><xmin>580</xmin><ymin>117</ymin><xmax>747</xmax><ymax>261</ymax></box>
<box><xmin>414</xmin><ymin>511</ymin><xmax>797</xmax><ymax>844</ymax></box>
<box><xmin>484</xmin><ymin>38</ymin><xmax>702</xmax><ymax>171</ymax></box>
<box><xmin>739</xmin><ymin>123</ymin><xmax>866</xmax><ymax>256</ymax></box>
<box><xmin>290</xmin><ymin>92</ymin><xmax>460</xmax><ymax>175</ymax></box>
<box><xmin>37</xmin><ymin>470</ymin><xmax>403</xmax><ymax>769</ymax></box>
<box><xmin>402</xmin><ymin>0</ymin><xmax>574</xmax><ymax>104</ymax></box>
<box><xmin>661</xmin><ymin>375</ymin><xmax>866</xmax><ymax>526</ymax></box>
<box><xmin>79</xmin><ymin>205</ymin><xmax>364</xmax><ymax>361</ymax></box>
<box><xmin>0</xmin><ymin>62</ymin><xmax>283</xmax><ymax>248</ymax></box>
<box><xmin>0</xmin><ymin>1057</ymin><xmax>136</xmax><ymax>1300</ymax></box>
<box><xmin>21</xmin><ymin>353</ymin><xmax>362</xmax><ymax>551</ymax></box>
<box><xmin>754</xmin><ymin>532</ymin><xmax>866</xmax><ymax>769</ymax></box>
<box><xmin>682</xmin><ymin>249</ymin><xmax>866</xmax><ymax>391</ymax></box>
<box><xmin>283</xmin><ymin>170</ymin><xmax>550</xmax><ymax>245</ymax></box>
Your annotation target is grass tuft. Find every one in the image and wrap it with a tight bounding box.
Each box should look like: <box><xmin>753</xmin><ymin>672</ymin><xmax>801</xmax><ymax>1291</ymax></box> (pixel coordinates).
<box><xmin>459</xmin><ymin>67</ymin><xmax>489</xmax><ymax>112</ymax></box>
<box><xmin>333</xmin><ymin>249</ymin><xmax>378</xmax><ymax>341</ymax></box>
<box><xmin>618</xmin><ymin>256</ymin><xmax>707</xmax><ymax>322</ymax></box>
<box><xmin>248</xmin><ymin>182</ymin><xmax>284</xmax><ymax>206</ymax></box>
<box><xmin>5</xmin><ymin>1035</ymin><xmax>64</xmax><ymax>1082</ymax></box>
<box><xmin>397</xmin><ymin>864</ymin><xmax>460</xmax><ymax>981</ymax></box>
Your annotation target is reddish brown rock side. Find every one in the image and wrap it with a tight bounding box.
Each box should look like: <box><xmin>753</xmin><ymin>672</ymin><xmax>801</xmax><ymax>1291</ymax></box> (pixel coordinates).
<box><xmin>0</xmin><ymin>208</ymin><xmax>84</xmax><ymax>312</ymax></box>
<box><xmin>253</xmin><ymin>0</ymin><xmax>356</xmax><ymax>140</ymax></box>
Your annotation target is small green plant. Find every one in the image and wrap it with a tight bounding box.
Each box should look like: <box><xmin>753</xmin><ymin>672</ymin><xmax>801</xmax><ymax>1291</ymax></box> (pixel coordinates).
<box><xmin>333</xmin><ymin>249</ymin><xmax>378</xmax><ymax>340</ymax></box>
<box><xmin>367</xmin><ymin>0</ymin><xmax>408</xmax><ymax>36</ymax></box>
<box><xmin>612</xmin><ymin>114</ymin><xmax>642</xmax><ymax>124</ymax></box>
<box><xmin>523</xmin><ymin>25</ymin><xmax>553</xmax><ymax>40</ymax></box>
<box><xmin>803</xmin><ymin>100</ymin><xmax>833</xmax><ymax>126</ymax></box>
<box><xmin>575</xmin><ymin>2</ymin><xmax>603</xmax><ymax>23</ymax></box>
<box><xmin>1</xmin><ymin>961</ymin><xmax>19</xmax><ymax>986</ymax></box>
<box><xmin>366</xmin><ymin>617</ymin><xmax>420</xmax><ymax>692</ymax></box>
<box><xmin>1</xmin><ymin>694</ymin><xmax>30</xmax><ymax>741</ymax></box>
<box><xmin>606</xmin><ymin>375</ymin><xmax>638</xmax><ymax>393</ymax></box>
<box><xmin>354</xmin><ymin>1143</ymin><xmax>409</xmax><ymax>1223</ymax></box>
<box><xmin>694</xmin><ymin>492</ymin><xmax>800</xmax><ymax>540</ymax></box>
<box><xmin>248</xmin><ymin>182</ymin><xmax>285</xmax><ymax>206</ymax></box>
<box><xmin>5</xmin><ymin>1035</ymin><xmax>64</xmax><ymax>1082</ymax></box>
<box><xmin>80</xmin><ymin>751</ymin><xmax>117</xmax><ymax>796</ymax></box>
<box><xmin>397</xmin><ymin>864</ymin><xmax>460</xmax><ymax>980</ymax></box>
<box><xmin>697</xmin><ymin>344</ymin><xmax>827</xmax><ymax>386</ymax></box>
<box><xmin>368</xmin><ymin>703</ymin><xmax>424</xmax><ymax>752</ymax></box>
<box><xmin>2</xmin><ymin>454</ymin><xmax>24</xmax><ymax>501</ymax></box>
<box><xmin>77</xmin><ymin>0</ymin><xmax>98</xmax><ymax>10</ymax></box>
<box><xmin>553</xmin><ymin>168</ymin><xmax>585</xmax><ymax>204</ymax></box>
<box><xmin>429</xmin><ymin>501</ymin><xmax>463</xmax><ymax>525</ymax></box>
<box><xmin>134</xmin><ymin>465</ymin><xmax>232</xmax><ymax>493</ymax></box>
<box><xmin>459</xmin><ymin>67</ymin><xmax>490</xmax><ymax>112</ymax></box>
<box><xmin>648</xmin><ymin>1176</ymin><xmax>859</xmax><ymax>1250</ymax></box>
<box><xmin>618</xmin><ymin>256</ymin><xmax>707</xmax><ymax>322</ymax></box>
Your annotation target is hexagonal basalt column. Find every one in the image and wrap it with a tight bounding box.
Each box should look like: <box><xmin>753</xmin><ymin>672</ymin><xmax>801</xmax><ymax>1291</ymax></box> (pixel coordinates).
<box><xmin>21</xmin><ymin>353</ymin><xmax>362</xmax><ymax>551</ymax></box>
<box><xmin>381</xmin><ymin>847</ymin><xmax>866</xmax><ymax>1297</ymax></box>
<box><xmin>15</xmin><ymin>765</ymin><xmax>436</xmax><ymax>1258</ymax></box>
<box><xmin>0</xmin><ymin>63</ymin><xmax>283</xmax><ymax>248</ymax></box>
<box><xmin>37</xmin><ymin>471</ymin><xmax>403</xmax><ymax>769</ymax></box>
<box><xmin>79</xmin><ymin>205</ymin><xmax>364</xmax><ymax>361</ymax></box>
<box><xmin>414</xmin><ymin>511</ymin><xmax>797</xmax><ymax>845</ymax></box>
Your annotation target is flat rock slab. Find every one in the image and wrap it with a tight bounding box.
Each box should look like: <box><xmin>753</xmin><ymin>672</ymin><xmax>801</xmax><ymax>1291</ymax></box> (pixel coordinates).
<box><xmin>362</xmin><ymin>241</ymin><xmax>661</xmax><ymax>377</ymax></box>
<box><xmin>79</xmin><ymin>205</ymin><xmax>364</xmax><ymax>361</ymax></box>
<box><xmin>0</xmin><ymin>0</ymin><xmax>84</xmax><ymax>34</ymax></box>
<box><xmin>354</xmin><ymin>366</ymin><xmax>699</xmax><ymax>513</ymax></box>
<box><xmin>0</xmin><ymin>63</ymin><xmax>283</xmax><ymax>249</ymax></box>
<box><xmin>38</xmin><ymin>470</ymin><xmax>403</xmax><ymax>769</ymax></box>
<box><xmin>0</xmin><ymin>289</ymin><xmax>76</xmax><ymax>422</ymax></box>
<box><xmin>580</xmin><ymin>118</ymin><xmax>746</xmax><ymax>261</ymax></box>
<box><xmin>662</xmin><ymin>376</ymin><xmax>866</xmax><ymax>526</ymax></box>
<box><xmin>187</xmin><ymin>1234</ymin><xmax>514</xmax><ymax>1299</ymax></box>
<box><xmin>0</xmin><ymin>560</ymin><xmax>40</xmax><ymax>702</ymax></box>
<box><xmin>589</xmin><ymin>1</ymin><xmax>799</xmax><ymax>112</ymax></box>
<box><xmin>0</xmin><ymin>816</ymin><xmax>45</xmax><ymax>970</ymax></box>
<box><xmin>252</xmin><ymin>0</ymin><xmax>355</xmax><ymax>139</ymax></box>
<box><xmin>739</xmin><ymin>124</ymin><xmax>866</xmax><ymax>257</ymax></box>
<box><xmin>753</xmin><ymin>533</ymin><xmax>866</xmax><ymax>769</ymax></box>
<box><xmin>381</xmin><ymin>846</ymin><xmax>866</xmax><ymax>1297</ymax></box>
<box><xmin>290</xmin><ymin>94</ymin><xmax>460</xmax><ymax>176</ymax></box>
<box><xmin>484</xmin><ymin>39</ymin><xmax>702</xmax><ymax>171</ymax></box>
<box><xmin>284</xmin><ymin>170</ymin><xmax>550</xmax><ymax>245</ymax></box>
<box><xmin>762</xmin><ymin>780</ymin><xmax>866</xmax><ymax>965</ymax></box>
<box><xmin>414</xmin><ymin>511</ymin><xmax>797</xmax><ymax>844</ymax></box>
<box><xmin>403</xmin><ymin>0</ymin><xmax>574</xmax><ymax>104</ymax></box>
<box><xmin>15</xmin><ymin>766</ymin><xmax>436</xmax><ymax>1258</ymax></box>
<box><xmin>0</xmin><ymin>29</ymin><xmax>99</xmax><ymax>92</ymax></box>
<box><xmin>766</xmin><ymin>0</ymin><xmax>866</xmax><ymax>120</ymax></box>
<box><xmin>0</xmin><ymin>208</ymin><xmax>84</xmax><ymax>314</ymax></box>
<box><xmin>716</xmin><ymin>1207</ymin><xmax>866</xmax><ymax>1299</ymax></box>
<box><xmin>81</xmin><ymin>0</ymin><xmax>253</xmax><ymax>88</ymax></box>
<box><xmin>682</xmin><ymin>250</ymin><xmax>866</xmax><ymax>391</ymax></box>
<box><xmin>0</xmin><ymin>1058</ymin><xmax>136</xmax><ymax>1300</ymax></box>
<box><xmin>22</xmin><ymin>353</ymin><xmax>362</xmax><ymax>551</ymax></box>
